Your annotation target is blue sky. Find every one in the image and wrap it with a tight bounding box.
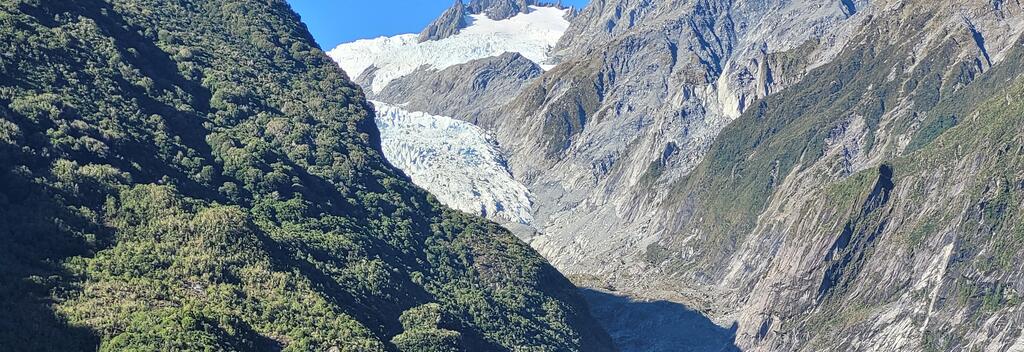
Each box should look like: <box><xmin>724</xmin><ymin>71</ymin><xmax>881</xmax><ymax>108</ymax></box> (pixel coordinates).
<box><xmin>286</xmin><ymin>0</ymin><xmax>589</xmax><ymax>49</ymax></box>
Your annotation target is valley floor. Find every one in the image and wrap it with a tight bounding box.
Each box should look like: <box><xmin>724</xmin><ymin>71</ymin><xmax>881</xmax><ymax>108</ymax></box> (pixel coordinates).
<box><xmin>580</xmin><ymin>289</ymin><xmax>740</xmax><ymax>352</ymax></box>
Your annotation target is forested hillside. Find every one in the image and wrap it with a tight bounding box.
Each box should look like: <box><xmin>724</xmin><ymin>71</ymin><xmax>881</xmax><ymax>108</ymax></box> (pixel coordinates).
<box><xmin>0</xmin><ymin>0</ymin><xmax>613</xmax><ymax>350</ymax></box>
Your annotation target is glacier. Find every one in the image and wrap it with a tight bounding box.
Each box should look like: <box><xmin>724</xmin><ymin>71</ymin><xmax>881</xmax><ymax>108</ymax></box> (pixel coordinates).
<box><xmin>372</xmin><ymin>101</ymin><xmax>534</xmax><ymax>225</ymax></box>
<box><xmin>328</xmin><ymin>6</ymin><xmax>570</xmax><ymax>93</ymax></box>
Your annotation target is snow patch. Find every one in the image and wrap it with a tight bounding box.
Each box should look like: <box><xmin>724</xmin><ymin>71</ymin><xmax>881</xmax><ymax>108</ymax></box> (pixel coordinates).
<box><xmin>372</xmin><ymin>101</ymin><xmax>534</xmax><ymax>225</ymax></box>
<box><xmin>329</xmin><ymin>6</ymin><xmax>570</xmax><ymax>93</ymax></box>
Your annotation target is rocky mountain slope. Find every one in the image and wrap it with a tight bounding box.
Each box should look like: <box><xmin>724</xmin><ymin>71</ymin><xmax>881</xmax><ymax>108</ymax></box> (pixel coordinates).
<box><xmin>649</xmin><ymin>2</ymin><xmax>1024</xmax><ymax>349</ymax></box>
<box><xmin>0</xmin><ymin>0</ymin><xmax>614</xmax><ymax>350</ymax></box>
<box><xmin>340</xmin><ymin>0</ymin><xmax>1024</xmax><ymax>350</ymax></box>
<box><xmin>419</xmin><ymin>0</ymin><xmax>470</xmax><ymax>42</ymax></box>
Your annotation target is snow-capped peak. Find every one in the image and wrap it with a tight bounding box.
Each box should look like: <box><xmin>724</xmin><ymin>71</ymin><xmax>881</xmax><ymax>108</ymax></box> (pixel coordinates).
<box><xmin>328</xmin><ymin>6</ymin><xmax>570</xmax><ymax>93</ymax></box>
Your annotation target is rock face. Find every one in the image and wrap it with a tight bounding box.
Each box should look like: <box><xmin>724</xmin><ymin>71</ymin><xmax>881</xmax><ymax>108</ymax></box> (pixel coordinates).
<box><xmin>372</xmin><ymin>52</ymin><xmax>543</xmax><ymax>126</ymax></box>
<box><xmin>419</xmin><ymin>0</ymin><xmax>469</xmax><ymax>42</ymax></box>
<box><xmin>657</xmin><ymin>3</ymin><xmax>1024</xmax><ymax>348</ymax></box>
<box><xmin>338</xmin><ymin>0</ymin><xmax>1024</xmax><ymax>350</ymax></box>
<box><xmin>469</xmin><ymin>0</ymin><xmax>540</xmax><ymax>20</ymax></box>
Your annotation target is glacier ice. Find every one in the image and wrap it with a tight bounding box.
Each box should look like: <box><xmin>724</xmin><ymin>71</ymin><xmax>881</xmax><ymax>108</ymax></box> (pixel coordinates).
<box><xmin>372</xmin><ymin>101</ymin><xmax>534</xmax><ymax>225</ymax></box>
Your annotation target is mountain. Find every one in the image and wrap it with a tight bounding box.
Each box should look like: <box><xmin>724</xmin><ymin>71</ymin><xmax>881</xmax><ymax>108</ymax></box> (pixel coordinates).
<box><xmin>329</xmin><ymin>4</ymin><xmax>570</xmax><ymax>93</ymax></box>
<box><xmin>335</xmin><ymin>0</ymin><xmax>1024</xmax><ymax>350</ymax></box>
<box><xmin>0</xmin><ymin>0</ymin><xmax>615</xmax><ymax>351</ymax></box>
<box><xmin>419</xmin><ymin>0</ymin><xmax>470</xmax><ymax>42</ymax></box>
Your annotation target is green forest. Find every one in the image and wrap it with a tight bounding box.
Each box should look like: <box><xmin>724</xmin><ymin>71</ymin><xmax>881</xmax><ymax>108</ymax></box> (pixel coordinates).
<box><xmin>0</xmin><ymin>0</ymin><xmax>612</xmax><ymax>350</ymax></box>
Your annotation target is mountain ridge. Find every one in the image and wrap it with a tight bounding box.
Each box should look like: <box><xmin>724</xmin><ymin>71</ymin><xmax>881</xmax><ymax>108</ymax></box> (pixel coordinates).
<box><xmin>419</xmin><ymin>0</ymin><xmax>574</xmax><ymax>43</ymax></box>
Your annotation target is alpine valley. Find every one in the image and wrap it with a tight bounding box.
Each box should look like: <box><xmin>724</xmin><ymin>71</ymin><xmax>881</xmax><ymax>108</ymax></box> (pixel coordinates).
<box><xmin>329</xmin><ymin>0</ymin><xmax>1024</xmax><ymax>351</ymax></box>
<box><xmin>1</xmin><ymin>0</ymin><xmax>1023</xmax><ymax>351</ymax></box>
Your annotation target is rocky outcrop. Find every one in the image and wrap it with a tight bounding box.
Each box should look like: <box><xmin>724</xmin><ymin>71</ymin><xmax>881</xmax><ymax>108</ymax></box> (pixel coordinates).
<box><xmin>419</xmin><ymin>0</ymin><xmax>469</xmax><ymax>42</ymax></box>
<box><xmin>372</xmin><ymin>52</ymin><xmax>543</xmax><ymax>126</ymax></box>
<box><xmin>469</xmin><ymin>0</ymin><xmax>539</xmax><ymax>20</ymax></box>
